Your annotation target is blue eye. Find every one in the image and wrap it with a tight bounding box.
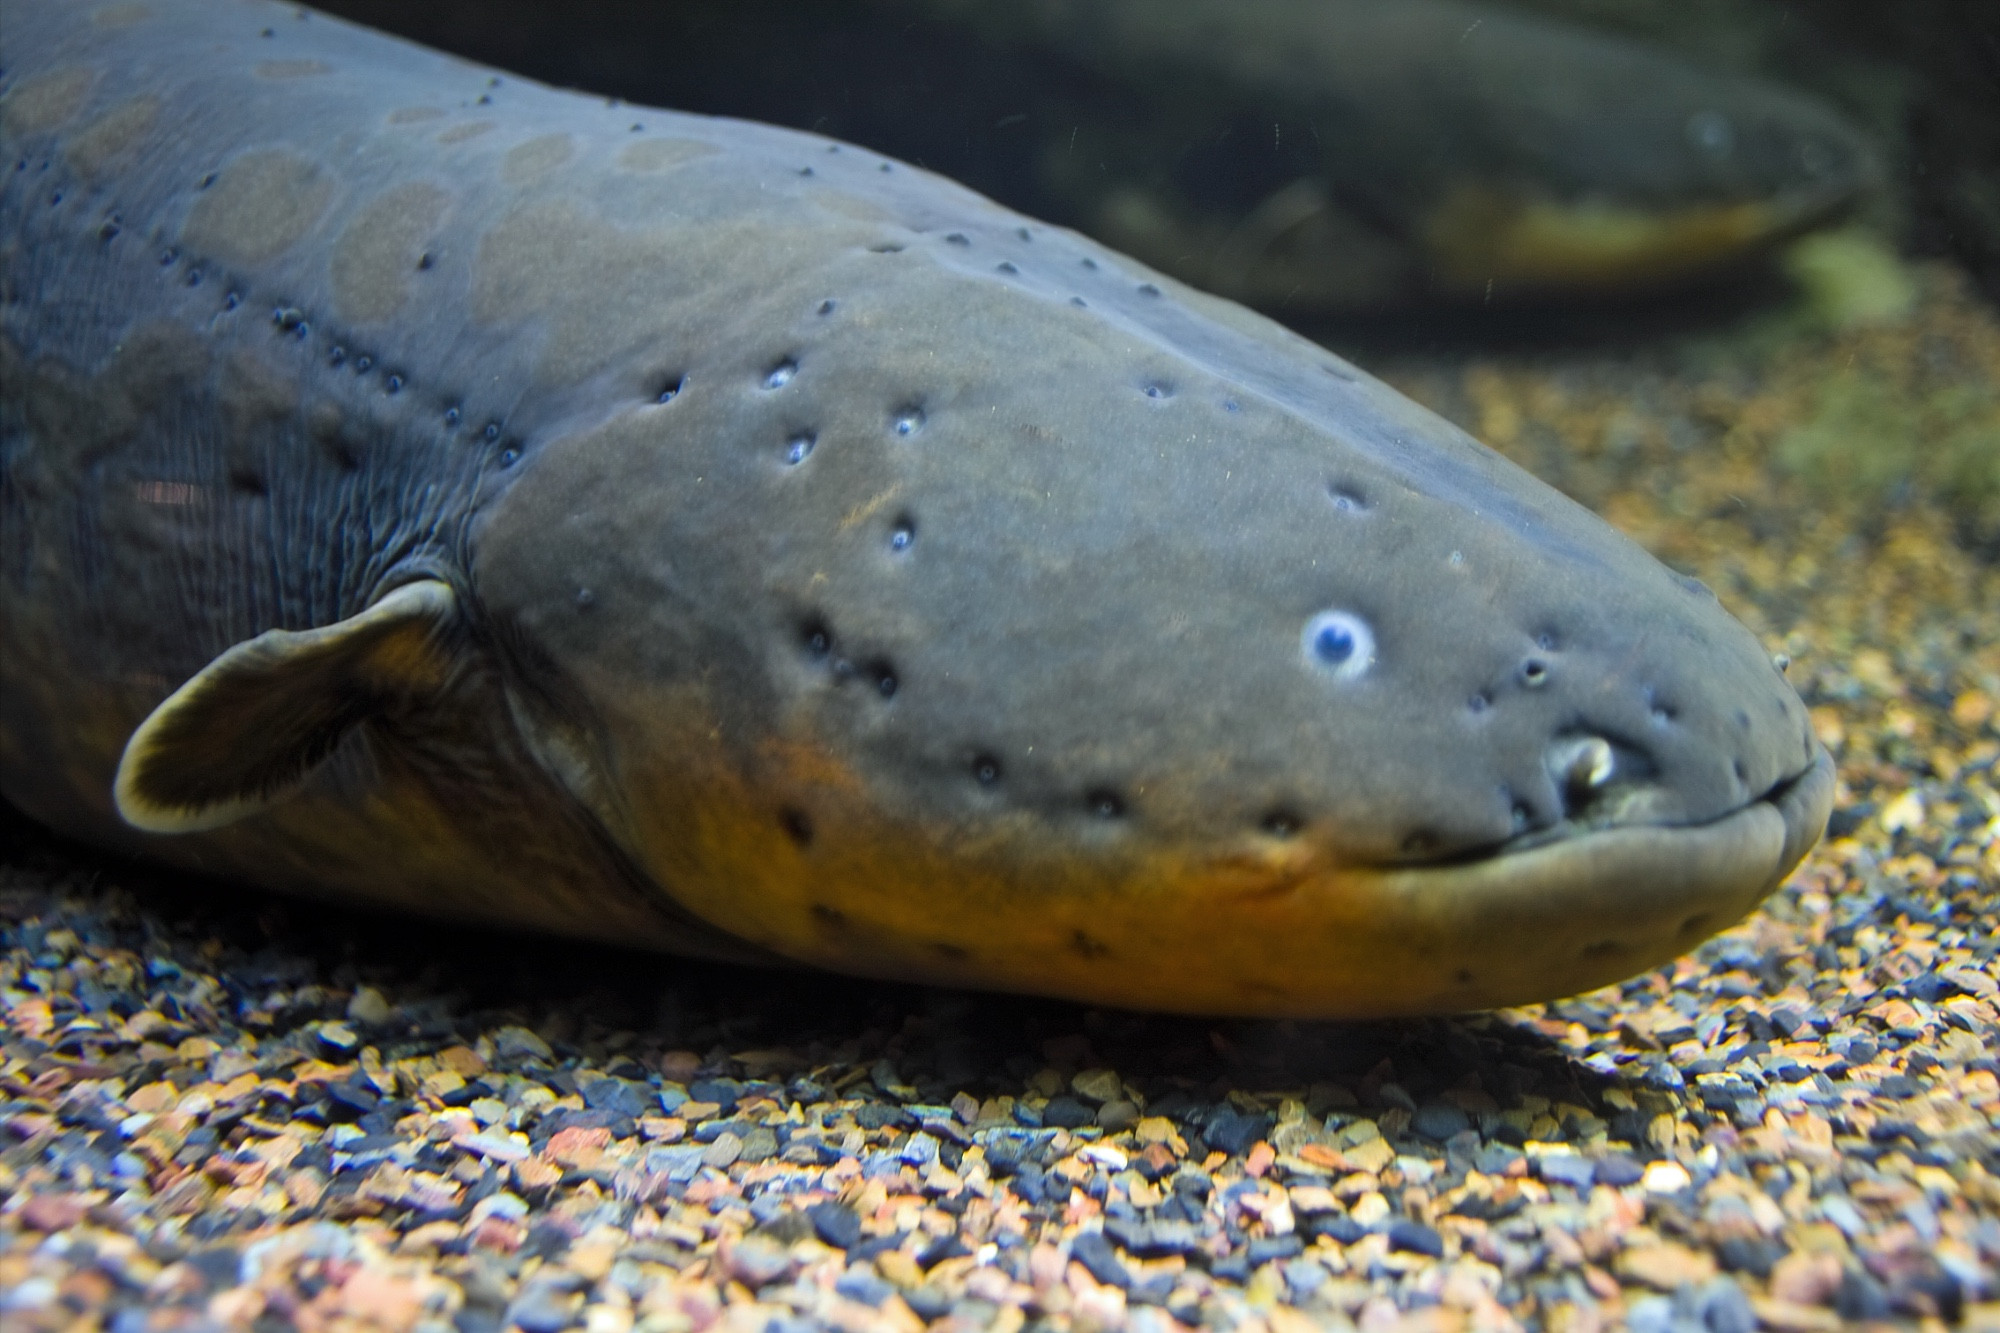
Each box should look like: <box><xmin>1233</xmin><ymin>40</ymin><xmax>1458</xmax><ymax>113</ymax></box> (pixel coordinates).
<box><xmin>1301</xmin><ymin>610</ymin><xmax>1374</xmax><ymax>681</ymax></box>
<box><xmin>786</xmin><ymin>434</ymin><xmax>815</xmax><ymax>464</ymax></box>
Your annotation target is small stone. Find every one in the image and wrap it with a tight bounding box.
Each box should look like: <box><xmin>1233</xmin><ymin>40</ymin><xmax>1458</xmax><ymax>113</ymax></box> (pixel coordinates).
<box><xmin>656</xmin><ymin>1050</ymin><xmax>702</xmax><ymax>1081</ymax></box>
<box><xmin>508</xmin><ymin>1285</ymin><xmax>582</xmax><ymax>1333</ymax></box>
<box><xmin>1202</xmin><ymin>1108</ymin><xmax>1270</xmax><ymax>1156</ymax></box>
<box><xmin>1344</xmin><ymin>1136</ymin><xmax>1394</xmax><ymax>1173</ymax></box>
<box><xmin>1641</xmin><ymin>1160</ymin><xmax>1691</xmax><ymax>1193</ymax></box>
<box><xmin>1748</xmin><ymin>1298</ymin><xmax>1843</xmax><ymax>1332</ymax></box>
<box><xmin>1097</xmin><ymin>1098</ymin><xmax>1139</xmax><ymax>1132</ymax></box>
<box><xmin>1769</xmin><ymin>1250</ymin><xmax>1843</xmax><ymax>1306</ymax></box>
<box><xmin>724</xmin><ymin>1234</ymin><xmax>793</xmax><ymax>1288</ymax></box>
<box><xmin>835</xmin><ymin>1268</ymin><xmax>894</xmax><ymax>1306</ymax></box>
<box><xmin>1537</xmin><ymin>1153</ymin><xmax>1595</xmax><ymax>1188</ymax></box>
<box><xmin>807</xmin><ymin>1201</ymin><xmax>862</xmax><ymax>1250</ymax></box>
<box><xmin>1697</xmin><ymin>1277</ymin><xmax>1757</xmax><ymax>1333</ymax></box>
<box><xmin>1880</xmin><ymin>788</ymin><xmax>1925</xmax><ymax>833</ymax></box>
<box><xmin>1617</xmin><ymin>1242</ymin><xmax>1717</xmax><ymax>1290</ymax></box>
<box><xmin>318</xmin><ymin>1021</ymin><xmax>359</xmax><ymax>1054</ymax></box>
<box><xmin>438</xmin><ymin>1045</ymin><xmax>486</xmax><ymax>1077</ymax></box>
<box><xmin>1594</xmin><ymin>1154</ymin><xmax>1646</xmax><ymax>1187</ymax></box>
<box><xmin>904</xmin><ymin>1285</ymin><xmax>953</xmax><ymax>1321</ymax></box>
<box><xmin>1283</xmin><ymin>1257</ymin><xmax>1328</xmax><ymax>1296</ymax></box>
<box><xmin>1288</xmin><ymin>1185</ymin><xmax>1337</xmax><ymax>1215</ymax></box>
<box><xmin>1349</xmin><ymin>1191</ymin><xmax>1389</xmax><ymax>1228</ymax></box>
<box><xmin>1071</xmin><ymin>1069</ymin><xmax>1124</xmax><ymax>1104</ymax></box>
<box><xmin>1070</xmin><ymin>1232</ymin><xmax>1131</xmax><ymax>1288</ymax></box>
<box><xmin>1246</xmin><ymin>1233</ymin><xmax>1304</xmax><ymax>1265</ymax></box>
<box><xmin>1626</xmin><ymin>1295</ymin><xmax>1675</xmax><ymax>1333</ymax></box>
<box><xmin>700</xmin><ymin>1131</ymin><xmax>742</xmax><ymax>1168</ymax></box>
<box><xmin>492</xmin><ymin>1026</ymin><xmax>554</xmax><ymax>1063</ymax></box>
<box><xmin>1041</xmin><ymin>1096</ymin><xmax>1094</xmax><ymax>1128</ymax></box>
<box><xmin>877</xmin><ymin>1249</ymin><xmax>923</xmax><ymax>1289</ymax></box>
<box><xmin>1410</xmin><ymin>1101</ymin><xmax>1470</xmax><ymax>1141</ymax></box>
<box><xmin>1284</xmin><ymin>1145</ymin><xmax>1339</xmax><ymax>1176</ymax></box>
<box><xmin>1385</xmin><ymin>1219</ymin><xmax>1443</xmax><ymax>1258</ymax></box>
<box><xmin>513</xmin><ymin>1156</ymin><xmax>561</xmax><ymax>1191</ymax></box>
<box><xmin>1244</xmin><ymin>1140</ymin><xmax>1276</xmax><ymax>1177</ymax></box>
<box><xmin>346</xmin><ymin>986</ymin><xmax>391</xmax><ymax>1025</ymax></box>
<box><xmin>20</xmin><ymin>1194</ymin><xmax>89</xmax><ymax>1231</ymax></box>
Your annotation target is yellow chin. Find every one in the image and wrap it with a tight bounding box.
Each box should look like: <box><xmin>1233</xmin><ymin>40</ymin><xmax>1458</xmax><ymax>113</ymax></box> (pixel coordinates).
<box><xmin>616</xmin><ymin>730</ymin><xmax>1834</xmax><ymax>1019</ymax></box>
<box><xmin>1421</xmin><ymin>186</ymin><xmax>1816</xmax><ymax>296</ymax></box>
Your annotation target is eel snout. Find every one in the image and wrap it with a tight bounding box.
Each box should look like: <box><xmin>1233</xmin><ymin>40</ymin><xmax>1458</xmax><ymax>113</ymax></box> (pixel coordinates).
<box><xmin>1325</xmin><ymin>744</ymin><xmax>1838</xmax><ymax>1017</ymax></box>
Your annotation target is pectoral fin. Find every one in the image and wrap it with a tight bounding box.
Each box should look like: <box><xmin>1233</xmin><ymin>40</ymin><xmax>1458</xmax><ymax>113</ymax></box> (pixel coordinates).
<box><xmin>114</xmin><ymin>580</ymin><xmax>460</xmax><ymax>833</ymax></box>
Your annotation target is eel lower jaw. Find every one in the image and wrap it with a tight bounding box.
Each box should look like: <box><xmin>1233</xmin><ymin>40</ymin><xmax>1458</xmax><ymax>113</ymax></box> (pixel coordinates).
<box><xmin>1312</xmin><ymin>743</ymin><xmax>1838</xmax><ymax>1017</ymax></box>
<box><xmin>1420</xmin><ymin>187</ymin><xmax>1864</xmax><ymax>298</ymax></box>
<box><xmin>612</xmin><ymin>744</ymin><xmax>1836</xmax><ymax>1022</ymax></box>
<box><xmin>995</xmin><ymin>745</ymin><xmax>1839</xmax><ymax>1020</ymax></box>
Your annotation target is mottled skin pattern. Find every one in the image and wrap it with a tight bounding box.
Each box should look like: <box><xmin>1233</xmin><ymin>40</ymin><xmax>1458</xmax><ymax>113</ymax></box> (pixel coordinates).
<box><xmin>0</xmin><ymin>0</ymin><xmax>1832</xmax><ymax>1016</ymax></box>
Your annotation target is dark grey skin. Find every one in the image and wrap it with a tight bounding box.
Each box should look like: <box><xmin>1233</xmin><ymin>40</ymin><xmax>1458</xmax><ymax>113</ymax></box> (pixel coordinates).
<box><xmin>0</xmin><ymin>0</ymin><xmax>1831</xmax><ymax>1016</ymax></box>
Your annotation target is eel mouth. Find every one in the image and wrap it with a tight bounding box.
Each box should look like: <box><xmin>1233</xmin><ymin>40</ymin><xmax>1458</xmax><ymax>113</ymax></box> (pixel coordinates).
<box><xmin>989</xmin><ymin>743</ymin><xmax>1839</xmax><ymax>1020</ymax></box>
<box><xmin>1289</xmin><ymin>742</ymin><xmax>1838</xmax><ymax>1018</ymax></box>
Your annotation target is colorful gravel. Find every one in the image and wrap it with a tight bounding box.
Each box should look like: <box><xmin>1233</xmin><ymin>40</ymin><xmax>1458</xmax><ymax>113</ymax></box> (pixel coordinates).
<box><xmin>4</xmin><ymin>261</ymin><xmax>1997</xmax><ymax>1333</ymax></box>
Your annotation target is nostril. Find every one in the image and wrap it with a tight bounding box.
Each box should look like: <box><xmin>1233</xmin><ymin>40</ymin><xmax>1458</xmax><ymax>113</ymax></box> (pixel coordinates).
<box><xmin>1260</xmin><ymin>810</ymin><xmax>1302</xmax><ymax>838</ymax></box>
<box><xmin>1550</xmin><ymin>736</ymin><xmax>1615</xmax><ymax>801</ymax></box>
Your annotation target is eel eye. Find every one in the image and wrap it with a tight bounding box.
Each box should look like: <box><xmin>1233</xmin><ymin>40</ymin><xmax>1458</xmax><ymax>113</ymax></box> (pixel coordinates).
<box><xmin>1301</xmin><ymin>610</ymin><xmax>1374</xmax><ymax>681</ymax></box>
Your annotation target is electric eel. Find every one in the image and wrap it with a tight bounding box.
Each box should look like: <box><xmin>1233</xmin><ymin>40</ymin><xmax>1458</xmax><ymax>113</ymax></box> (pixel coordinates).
<box><xmin>933</xmin><ymin>0</ymin><xmax>1877</xmax><ymax>310</ymax></box>
<box><xmin>0</xmin><ymin>0</ymin><xmax>1834</xmax><ymax>1017</ymax></box>
<box><xmin>315</xmin><ymin>0</ymin><xmax>1878</xmax><ymax>314</ymax></box>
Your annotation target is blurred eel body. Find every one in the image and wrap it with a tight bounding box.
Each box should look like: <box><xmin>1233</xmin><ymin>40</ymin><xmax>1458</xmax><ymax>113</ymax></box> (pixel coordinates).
<box><xmin>0</xmin><ymin>0</ymin><xmax>1831</xmax><ymax>1016</ymax></box>
<box><xmin>917</xmin><ymin>0</ymin><xmax>1877</xmax><ymax>310</ymax></box>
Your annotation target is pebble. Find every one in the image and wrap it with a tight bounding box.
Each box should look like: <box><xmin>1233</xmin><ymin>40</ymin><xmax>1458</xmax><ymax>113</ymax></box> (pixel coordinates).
<box><xmin>1410</xmin><ymin>1100</ymin><xmax>1471</xmax><ymax>1141</ymax></box>
<box><xmin>722</xmin><ymin>1234</ymin><xmax>792</xmax><ymax>1288</ymax></box>
<box><xmin>3</xmin><ymin>259</ymin><xmax>1998</xmax><ymax>1333</ymax></box>
<box><xmin>508</xmin><ymin>1283</ymin><xmax>583</xmax><ymax>1333</ymax></box>
<box><xmin>344</xmin><ymin>986</ymin><xmax>391</xmax><ymax>1025</ymax></box>
<box><xmin>1619</xmin><ymin>1241</ymin><xmax>1720</xmax><ymax>1290</ymax></box>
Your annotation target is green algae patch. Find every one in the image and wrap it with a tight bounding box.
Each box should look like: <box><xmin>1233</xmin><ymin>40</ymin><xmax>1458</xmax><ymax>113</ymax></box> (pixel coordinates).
<box><xmin>1781</xmin><ymin>228</ymin><xmax>1919</xmax><ymax>331</ymax></box>
<box><xmin>1777</xmin><ymin>368</ymin><xmax>2000</xmax><ymax>547</ymax></box>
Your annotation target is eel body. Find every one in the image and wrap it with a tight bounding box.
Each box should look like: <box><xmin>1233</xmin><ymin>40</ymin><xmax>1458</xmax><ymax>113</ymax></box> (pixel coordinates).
<box><xmin>924</xmin><ymin>0</ymin><xmax>1877</xmax><ymax>309</ymax></box>
<box><xmin>315</xmin><ymin>0</ymin><xmax>1878</xmax><ymax>313</ymax></box>
<box><xmin>0</xmin><ymin>0</ymin><xmax>1833</xmax><ymax>1016</ymax></box>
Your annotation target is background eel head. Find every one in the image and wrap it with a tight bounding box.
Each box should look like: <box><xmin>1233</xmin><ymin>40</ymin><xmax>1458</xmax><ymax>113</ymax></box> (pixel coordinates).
<box><xmin>469</xmin><ymin>215</ymin><xmax>1833</xmax><ymax>1017</ymax></box>
<box><xmin>1400</xmin><ymin>3</ymin><xmax>1881</xmax><ymax>300</ymax></box>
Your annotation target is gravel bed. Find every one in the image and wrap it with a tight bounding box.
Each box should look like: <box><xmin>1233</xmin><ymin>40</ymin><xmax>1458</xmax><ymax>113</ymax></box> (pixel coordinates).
<box><xmin>3</xmin><ymin>265</ymin><xmax>1997</xmax><ymax>1333</ymax></box>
